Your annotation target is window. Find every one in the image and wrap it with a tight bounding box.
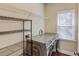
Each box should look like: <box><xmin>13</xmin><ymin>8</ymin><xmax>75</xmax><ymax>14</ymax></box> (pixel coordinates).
<box><xmin>57</xmin><ymin>10</ymin><xmax>75</xmax><ymax>40</ymax></box>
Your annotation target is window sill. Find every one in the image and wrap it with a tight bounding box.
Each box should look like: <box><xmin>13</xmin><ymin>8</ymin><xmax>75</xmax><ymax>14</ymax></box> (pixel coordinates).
<box><xmin>59</xmin><ymin>39</ymin><xmax>76</xmax><ymax>42</ymax></box>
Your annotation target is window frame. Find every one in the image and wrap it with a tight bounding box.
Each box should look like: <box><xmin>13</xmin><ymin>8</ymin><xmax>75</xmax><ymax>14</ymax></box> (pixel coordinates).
<box><xmin>57</xmin><ymin>10</ymin><xmax>75</xmax><ymax>41</ymax></box>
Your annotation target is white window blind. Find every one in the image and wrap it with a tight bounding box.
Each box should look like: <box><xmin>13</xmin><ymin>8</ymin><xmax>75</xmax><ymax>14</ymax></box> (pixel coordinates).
<box><xmin>57</xmin><ymin>10</ymin><xmax>75</xmax><ymax>40</ymax></box>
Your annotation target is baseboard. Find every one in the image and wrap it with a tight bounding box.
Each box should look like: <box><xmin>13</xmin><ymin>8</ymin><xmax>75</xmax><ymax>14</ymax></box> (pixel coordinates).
<box><xmin>58</xmin><ymin>49</ymin><xmax>74</xmax><ymax>56</ymax></box>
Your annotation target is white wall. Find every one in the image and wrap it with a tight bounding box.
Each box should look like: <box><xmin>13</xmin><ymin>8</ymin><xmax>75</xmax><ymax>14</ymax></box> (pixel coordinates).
<box><xmin>78</xmin><ymin>4</ymin><xmax>79</xmax><ymax>52</ymax></box>
<box><xmin>45</xmin><ymin>3</ymin><xmax>78</xmax><ymax>53</ymax></box>
<box><xmin>0</xmin><ymin>4</ymin><xmax>45</xmax><ymax>49</ymax></box>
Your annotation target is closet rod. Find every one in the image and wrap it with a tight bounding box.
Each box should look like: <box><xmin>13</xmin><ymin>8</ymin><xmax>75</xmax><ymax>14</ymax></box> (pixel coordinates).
<box><xmin>0</xmin><ymin>16</ymin><xmax>31</xmax><ymax>21</ymax></box>
<box><xmin>0</xmin><ymin>30</ymin><xmax>31</xmax><ymax>35</ymax></box>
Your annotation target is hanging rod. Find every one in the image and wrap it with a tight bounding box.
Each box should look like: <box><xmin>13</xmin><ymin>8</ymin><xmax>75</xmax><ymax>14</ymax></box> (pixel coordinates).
<box><xmin>0</xmin><ymin>29</ymin><xmax>31</xmax><ymax>35</ymax></box>
<box><xmin>0</xmin><ymin>16</ymin><xmax>31</xmax><ymax>21</ymax></box>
